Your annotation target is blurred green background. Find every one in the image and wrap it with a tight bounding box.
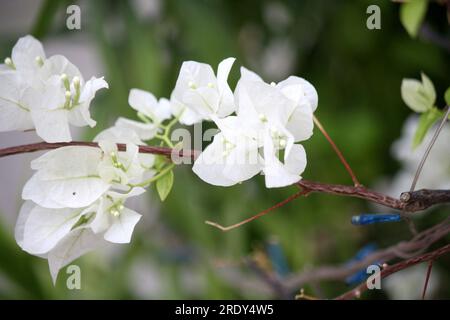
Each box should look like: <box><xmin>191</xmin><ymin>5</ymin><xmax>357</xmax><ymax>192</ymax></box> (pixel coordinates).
<box><xmin>0</xmin><ymin>0</ymin><xmax>449</xmax><ymax>299</ymax></box>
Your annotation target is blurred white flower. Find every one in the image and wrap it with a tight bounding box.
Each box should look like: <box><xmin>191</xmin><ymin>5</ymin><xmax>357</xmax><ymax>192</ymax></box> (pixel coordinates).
<box><xmin>381</xmin><ymin>115</ymin><xmax>450</xmax><ymax>198</ymax></box>
<box><xmin>384</xmin><ymin>264</ymin><xmax>440</xmax><ymax>299</ymax></box>
<box><xmin>0</xmin><ymin>35</ymin><xmax>108</xmax><ymax>142</ymax></box>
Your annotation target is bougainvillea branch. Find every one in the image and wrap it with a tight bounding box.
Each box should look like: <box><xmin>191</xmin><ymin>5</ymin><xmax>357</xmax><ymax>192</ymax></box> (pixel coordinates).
<box><xmin>335</xmin><ymin>243</ymin><xmax>450</xmax><ymax>300</ymax></box>
<box><xmin>1</xmin><ymin>141</ymin><xmax>450</xmax><ymax>220</ymax></box>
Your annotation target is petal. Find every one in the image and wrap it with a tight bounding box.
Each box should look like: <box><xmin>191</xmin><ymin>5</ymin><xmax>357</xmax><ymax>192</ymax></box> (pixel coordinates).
<box><xmin>170</xmin><ymin>95</ymin><xmax>203</xmax><ymax>125</ymax></box>
<box><xmin>22</xmin><ymin>146</ymin><xmax>109</xmax><ymax>208</ymax></box>
<box><xmin>277</xmin><ymin>76</ymin><xmax>318</xmax><ymax>112</ymax></box>
<box><xmin>285</xmin><ymin>102</ymin><xmax>314</xmax><ymax>142</ymax></box>
<box><xmin>182</xmin><ymin>86</ymin><xmax>219</xmax><ymax>117</ymax></box>
<box><xmin>128</xmin><ymin>88</ymin><xmax>158</xmax><ymax>119</ymax></box>
<box><xmin>192</xmin><ymin>133</ymin><xmax>236</xmax><ymax>186</ymax></box>
<box><xmin>154</xmin><ymin>98</ymin><xmax>172</xmax><ymax>122</ymax></box>
<box><xmin>15</xmin><ymin>201</ymin><xmax>35</xmax><ymax>247</ymax></box>
<box><xmin>285</xmin><ymin>144</ymin><xmax>307</xmax><ymax>176</ymax></box>
<box><xmin>47</xmin><ymin>227</ymin><xmax>106</xmax><ymax>284</ymax></box>
<box><xmin>69</xmin><ymin>76</ymin><xmax>108</xmax><ymax>127</ymax></box>
<box><xmin>173</xmin><ymin>61</ymin><xmax>216</xmax><ymax>99</ymax></box>
<box><xmin>104</xmin><ymin>208</ymin><xmax>141</xmax><ymax>244</ymax></box>
<box><xmin>263</xmin><ymin>135</ymin><xmax>305</xmax><ymax>188</ymax></box>
<box><xmin>30</xmin><ymin>108</ymin><xmax>72</xmax><ymax>143</ymax></box>
<box><xmin>94</xmin><ymin>126</ymin><xmax>143</xmax><ymax>145</ymax></box>
<box><xmin>221</xmin><ymin>139</ymin><xmax>262</xmax><ymax>183</ymax></box>
<box><xmin>0</xmin><ymin>73</ymin><xmax>33</xmax><ymax>131</ymax></box>
<box><xmin>216</xmin><ymin>57</ymin><xmax>236</xmax><ymax>117</ymax></box>
<box><xmin>41</xmin><ymin>55</ymin><xmax>82</xmax><ymax>81</ymax></box>
<box><xmin>21</xmin><ymin>205</ymin><xmax>81</xmax><ymax>255</ymax></box>
<box><xmin>115</xmin><ymin>117</ymin><xmax>158</xmax><ymax>140</ymax></box>
<box><xmin>11</xmin><ymin>35</ymin><xmax>45</xmax><ymax>72</ymax></box>
<box><xmin>236</xmin><ymin>79</ymin><xmax>295</xmax><ymax>125</ymax></box>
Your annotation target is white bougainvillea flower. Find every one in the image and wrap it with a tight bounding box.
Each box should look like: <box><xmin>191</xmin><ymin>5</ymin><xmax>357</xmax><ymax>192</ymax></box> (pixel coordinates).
<box><xmin>128</xmin><ymin>88</ymin><xmax>172</xmax><ymax>123</ymax></box>
<box><xmin>22</xmin><ymin>146</ymin><xmax>110</xmax><ymax>209</ymax></box>
<box><xmin>238</xmin><ymin>67</ymin><xmax>316</xmax><ymax>142</ymax></box>
<box><xmin>0</xmin><ymin>35</ymin><xmax>108</xmax><ymax>142</ymax></box>
<box><xmin>193</xmin><ymin>66</ymin><xmax>316</xmax><ymax>188</ymax></box>
<box><xmin>193</xmin><ymin>116</ymin><xmax>262</xmax><ymax>186</ymax></box>
<box><xmin>171</xmin><ymin>57</ymin><xmax>236</xmax><ymax>122</ymax></box>
<box><xmin>263</xmin><ymin>136</ymin><xmax>307</xmax><ymax>188</ymax></box>
<box><xmin>17</xmin><ymin>188</ymin><xmax>145</xmax><ymax>283</ymax></box>
<box><xmin>97</xmin><ymin>140</ymin><xmax>146</xmax><ymax>186</ymax></box>
<box><xmin>94</xmin><ymin>126</ymin><xmax>156</xmax><ymax>172</ymax></box>
<box><xmin>90</xmin><ymin>188</ymin><xmax>144</xmax><ymax>244</ymax></box>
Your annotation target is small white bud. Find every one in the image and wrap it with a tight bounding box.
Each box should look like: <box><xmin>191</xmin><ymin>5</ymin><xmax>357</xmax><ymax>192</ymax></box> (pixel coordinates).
<box><xmin>4</xmin><ymin>57</ymin><xmax>14</xmax><ymax>68</ymax></box>
<box><xmin>35</xmin><ymin>56</ymin><xmax>44</xmax><ymax>67</ymax></box>
<box><xmin>258</xmin><ymin>113</ymin><xmax>267</xmax><ymax>122</ymax></box>
<box><xmin>279</xmin><ymin>138</ymin><xmax>287</xmax><ymax>148</ymax></box>
<box><xmin>270</xmin><ymin>82</ymin><xmax>276</xmax><ymax>87</ymax></box>
<box><xmin>188</xmin><ymin>81</ymin><xmax>196</xmax><ymax>89</ymax></box>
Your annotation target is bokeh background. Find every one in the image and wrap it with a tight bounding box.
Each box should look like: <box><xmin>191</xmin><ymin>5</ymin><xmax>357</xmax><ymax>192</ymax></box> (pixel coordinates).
<box><xmin>0</xmin><ymin>0</ymin><xmax>449</xmax><ymax>299</ymax></box>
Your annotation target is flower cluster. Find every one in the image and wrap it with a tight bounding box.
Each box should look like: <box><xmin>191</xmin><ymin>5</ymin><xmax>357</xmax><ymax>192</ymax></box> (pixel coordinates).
<box><xmin>17</xmin><ymin>127</ymin><xmax>156</xmax><ymax>283</ymax></box>
<box><xmin>0</xmin><ymin>35</ymin><xmax>108</xmax><ymax>142</ymax></box>
<box><xmin>175</xmin><ymin>59</ymin><xmax>318</xmax><ymax>188</ymax></box>
<box><xmin>2</xmin><ymin>36</ymin><xmax>318</xmax><ymax>282</ymax></box>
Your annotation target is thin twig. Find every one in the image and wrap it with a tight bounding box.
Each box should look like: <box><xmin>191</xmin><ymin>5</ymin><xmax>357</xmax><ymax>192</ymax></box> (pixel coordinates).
<box><xmin>205</xmin><ymin>189</ymin><xmax>310</xmax><ymax>231</ymax></box>
<box><xmin>313</xmin><ymin>116</ymin><xmax>361</xmax><ymax>187</ymax></box>
<box><xmin>335</xmin><ymin>243</ymin><xmax>450</xmax><ymax>300</ymax></box>
<box><xmin>422</xmin><ymin>260</ymin><xmax>434</xmax><ymax>300</ymax></box>
<box><xmin>410</xmin><ymin>106</ymin><xmax>450</xmax><ymax>192</ymax></box>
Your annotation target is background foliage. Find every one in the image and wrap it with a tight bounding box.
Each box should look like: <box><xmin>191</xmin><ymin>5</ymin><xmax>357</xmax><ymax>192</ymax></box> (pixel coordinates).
<box><xmin>0</xmin><ymin>0</ymin><xmax>449</xmax><ymax>299</ymax></box>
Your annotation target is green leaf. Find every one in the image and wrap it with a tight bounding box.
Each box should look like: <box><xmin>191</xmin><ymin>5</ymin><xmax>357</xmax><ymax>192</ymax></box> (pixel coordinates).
<box><xmin>156</xmin><ymin>170</ymin><xmax>174</xmax><ymax>201</ymax></box>
<box><xmin>401</xmin><ymin>73</ymin><xmax>436</xmax><ymax>113</ymax></box>
<box><xmin>400</xmin><ymin>0</ymin><xmax>428</xmax><ymax>38</ymax></box>
<box><xmin>412</xmin><ymin>107</ymin><xmax>443</xmax><ymax>148</ymax></box>
<box><xmin>444</xmin><ymin>87</ymin><xmax>450</xmax><ymax>106</ymax></box>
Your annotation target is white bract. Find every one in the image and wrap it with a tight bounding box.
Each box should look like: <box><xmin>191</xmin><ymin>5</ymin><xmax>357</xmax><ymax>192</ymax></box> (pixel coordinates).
<box><xmin>171</xmin><ymin>57</ymin><xmax>236</xmax><ymax>124</ymax></box>
<box><xmin>0</xmin><ymin>35</ymin><xmax>108</xmax><ymax>142</ymax></box>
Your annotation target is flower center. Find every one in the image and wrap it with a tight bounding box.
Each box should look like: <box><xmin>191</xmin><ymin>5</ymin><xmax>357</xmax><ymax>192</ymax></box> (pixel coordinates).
<box><xmin>35</xmin><ymin>56</ymin><xmax>44</xmax><ymax>67</ymax></box>
<box><xmin>4</xmin><ymin>57</ymin><xmax>15</xmax><ymax>69</ymax></box>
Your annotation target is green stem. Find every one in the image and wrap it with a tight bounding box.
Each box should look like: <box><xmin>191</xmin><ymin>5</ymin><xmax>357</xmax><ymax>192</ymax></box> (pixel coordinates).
<box><xmin>129</xmin><ymin>163</ymin><xmax>175</xmax><ymax>187</ymax></box>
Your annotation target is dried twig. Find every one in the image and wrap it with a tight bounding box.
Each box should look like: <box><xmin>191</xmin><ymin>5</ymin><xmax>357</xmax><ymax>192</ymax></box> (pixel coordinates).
<box><xmin>335</xmin><ymin>243</ymin><xmax>450</xmax><ymax>300</ymax></box>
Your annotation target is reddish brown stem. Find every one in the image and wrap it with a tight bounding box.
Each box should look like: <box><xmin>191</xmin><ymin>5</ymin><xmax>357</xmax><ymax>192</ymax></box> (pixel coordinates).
<box><xmin>422</xmin><ymin>260</ymin><xmax>434</xmax><ymax>300</ymax></box>
<box><xmin>313</xmin><ymin>116</ymin><xmax>361</xmax><ymax>187</ymax></box>
<box><xmin>335</xmin><ymin>243</ymin><xmax>450</xmax><ymax>300</ymax></box>
<box><xmin>205</xmin><ymin>189</ymin><xmax>310</xmax><ymax>231</ymax></box>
